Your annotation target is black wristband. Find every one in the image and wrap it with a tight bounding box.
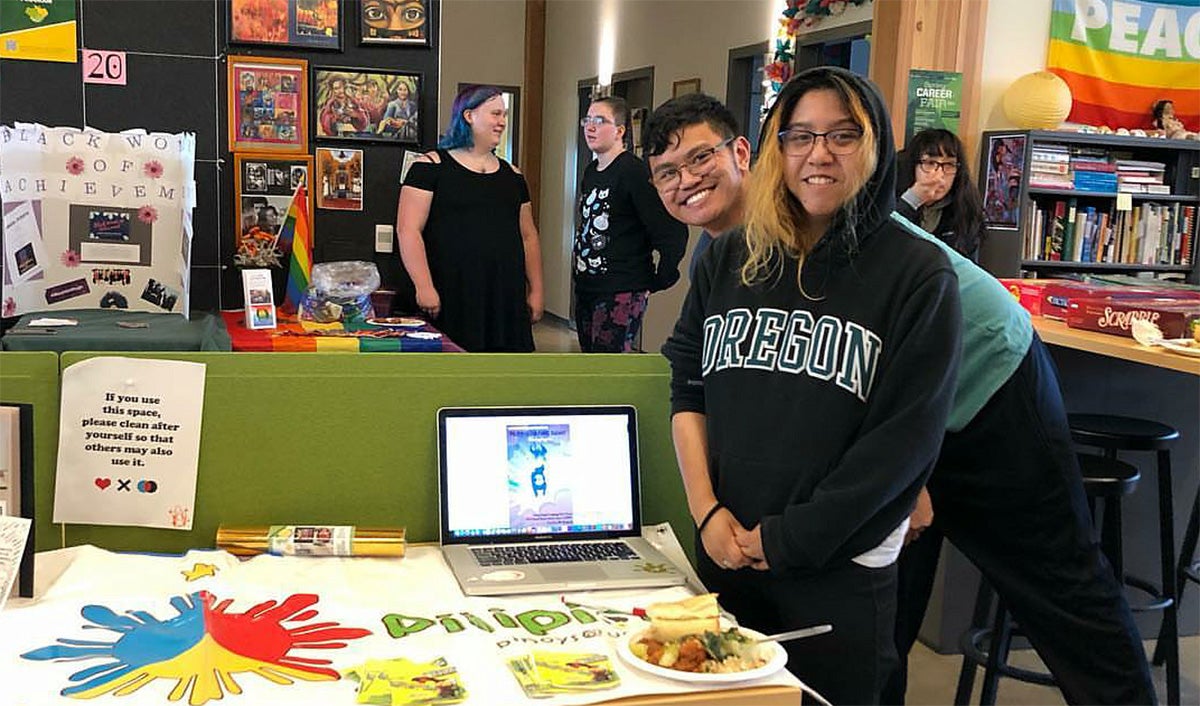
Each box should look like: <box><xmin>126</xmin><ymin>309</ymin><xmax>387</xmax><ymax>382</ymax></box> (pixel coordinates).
<box><xmin>696</xmin><ymin>502</ymin><xmax>724</xmax><ymax>534</ymax></box>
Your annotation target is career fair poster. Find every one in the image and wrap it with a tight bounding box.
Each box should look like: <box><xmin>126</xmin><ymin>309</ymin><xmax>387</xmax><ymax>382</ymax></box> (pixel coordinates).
<box><xmin>0</xmin><ymin>123</ymin><xmax>196</xmax><ymax>318</ymax></box>
<box><xmin>905</xmin><ymin>70</ymin><xmax>963</xmax><ymax>144</ymax></box>
<box><xmin>52</xmin><ymin>357</ymin><xmax>205</xmax><ymax>531</ymax></box>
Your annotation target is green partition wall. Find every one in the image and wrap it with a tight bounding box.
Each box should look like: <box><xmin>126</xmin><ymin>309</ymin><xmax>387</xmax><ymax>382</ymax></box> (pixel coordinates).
<box><xmin>45</xmin><ymin>353</ymin><xmax>691</xmax><ymax>561</ymax></box>
<box><xmin>0</xmin><ymin>352</ymin><xmax>60</xmax><ymax>551</ymax></box>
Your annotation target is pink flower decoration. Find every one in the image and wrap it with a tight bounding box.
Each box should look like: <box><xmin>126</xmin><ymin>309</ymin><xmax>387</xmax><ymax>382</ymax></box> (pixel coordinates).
<box><xmin>143</xmin><ymin>160</ymin><xmax>164</xmax><ymax>179</ymax></box>
<box><xmin>61</xmin><ymin>250</ymin><xmax>81</xmax><ymax>268</ymax></box>
<box><xmin>66</xmin><ymin>156</ymin><xmax>85</xmax><ymax>175</ymax></box>
<box><xmin>137</xmin><ymin>205</ymin><xmax>159</xmax><ymax>224</ymax></box>
<box><xmin>2</xmin><ymin>297</ymin><xmax>15</xmax><ymax>318</ymax></box>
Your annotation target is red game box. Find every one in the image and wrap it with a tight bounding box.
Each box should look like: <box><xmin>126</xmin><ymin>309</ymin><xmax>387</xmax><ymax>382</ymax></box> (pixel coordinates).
<box><xmin>997</xmin><ymin>279</ymin><xmax>1058</xmax><ymax>317</ymax></box>
<box><xmin>1042</xmin><ymin>282</ymin><xmax>1200</xmax><ymax>320</ymax></box>
<box><xmin>1066</xmin><ymin>297</ymin><xmax>1200</xmax><ymax>339</ymax></box>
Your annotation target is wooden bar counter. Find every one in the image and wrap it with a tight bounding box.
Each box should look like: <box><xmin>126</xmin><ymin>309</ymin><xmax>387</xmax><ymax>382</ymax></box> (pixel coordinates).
<box><xmin>1032</xmin><ymin>317</ymin><xmax>1200</xmax><ymax>376</ymax></box>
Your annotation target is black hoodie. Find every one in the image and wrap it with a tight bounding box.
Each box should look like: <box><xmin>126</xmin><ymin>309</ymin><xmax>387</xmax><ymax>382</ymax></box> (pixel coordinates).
<box><xmin>662</xmin><ymin>67</ymin><xmax>963</xmax><ymax>574</ymax></box>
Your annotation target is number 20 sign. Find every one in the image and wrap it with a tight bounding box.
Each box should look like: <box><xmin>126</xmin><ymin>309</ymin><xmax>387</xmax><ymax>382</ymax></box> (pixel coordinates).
<box><xmin>82</xmin><ymin>49</ymin><xmax>127</xmax><ymax>86</ymax></box>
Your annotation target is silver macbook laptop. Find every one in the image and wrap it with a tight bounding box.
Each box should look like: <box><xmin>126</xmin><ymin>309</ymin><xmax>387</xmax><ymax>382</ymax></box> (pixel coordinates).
<box><xmin>438</xmin><ymin>405</ymin><xmax>686</xmax><ymax>596</ymax></box>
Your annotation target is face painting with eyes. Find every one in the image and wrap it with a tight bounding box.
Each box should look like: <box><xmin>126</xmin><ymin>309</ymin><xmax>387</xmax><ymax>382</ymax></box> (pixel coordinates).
<box><xmin>362</xmin><ymin>0</ymin><xmax>427</xmax><ymax>40</ymax></box>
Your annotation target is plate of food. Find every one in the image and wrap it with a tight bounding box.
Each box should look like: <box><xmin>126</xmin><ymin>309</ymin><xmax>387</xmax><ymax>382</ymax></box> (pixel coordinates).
<box><xmin>366</xmin><ymin>317</ymin><xmax>425</xmax><ymax>329</ymax></box>
<box><xmin>616</xmin><ymin>594</ymin><xmax>787</xmax><ymax>684</ymax></box>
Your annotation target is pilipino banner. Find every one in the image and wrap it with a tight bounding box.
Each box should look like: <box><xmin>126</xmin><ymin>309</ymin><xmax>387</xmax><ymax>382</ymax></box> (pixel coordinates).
<box><xmin>1046</xmin><ymin>0</ymin><xmax>1200</xmax><ymax>132</ymax></box>
<box><xmin>0</xmin><ymin>124</ymin><xmax>196</xmax><ymax>318</ymax></box>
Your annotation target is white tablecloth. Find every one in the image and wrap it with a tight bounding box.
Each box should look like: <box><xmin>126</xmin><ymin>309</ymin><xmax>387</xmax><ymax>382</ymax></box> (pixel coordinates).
<box><xmin>0</xmin><ymin>526</ymin><xmax>809</xmax><ymax>706</ymax></box>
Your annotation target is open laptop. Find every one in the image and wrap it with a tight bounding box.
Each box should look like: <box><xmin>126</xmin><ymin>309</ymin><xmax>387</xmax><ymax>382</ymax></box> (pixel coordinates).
<box><xmin>438</xmin><ymin>405</ymin><xmax>686</xmax><ymax>596</ymax></box>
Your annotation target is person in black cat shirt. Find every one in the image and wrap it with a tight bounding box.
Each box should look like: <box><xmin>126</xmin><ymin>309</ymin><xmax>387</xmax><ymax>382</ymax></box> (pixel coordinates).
<box><xmin>574</xmin><ymin>96</ymin><xmax>687</xmax><ymax>352</ymax></box>
<box><xmin>896</xmin><ymin>128</ymin><xmax>986</xmax><ymax>261</ymax></box>
<box><xmin>661</xmin><ymin>67</ymin><xmax>962</xmax><ymax>704</ymax></box>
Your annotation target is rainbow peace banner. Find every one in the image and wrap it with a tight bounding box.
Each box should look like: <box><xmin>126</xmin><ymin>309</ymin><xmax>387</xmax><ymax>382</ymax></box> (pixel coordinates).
<box><xmin>277</xmin><ymin>182</ymin><xmax>312</xmax><ymax>316</ymax></box>
<box><xmin>1046</xmin><ymin>0</ymin><xmax>1200</xmax><ymax>132</ymax></box>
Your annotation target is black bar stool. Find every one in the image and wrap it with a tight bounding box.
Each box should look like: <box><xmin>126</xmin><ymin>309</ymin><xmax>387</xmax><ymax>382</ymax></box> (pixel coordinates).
<box><xmin>1069</xmin><ymin>413</ymin><xmax>1181</xmax><ymax>706</ymax></box>
<box><xmin>953</xmin><ymin>454</ymin><xmax>1139</xmax><ymax>705</ymax></box>
<box><xmin>1155</xmin><ymin>484</ymin><xmax>1199</xmax><ymax>668</ymax></box>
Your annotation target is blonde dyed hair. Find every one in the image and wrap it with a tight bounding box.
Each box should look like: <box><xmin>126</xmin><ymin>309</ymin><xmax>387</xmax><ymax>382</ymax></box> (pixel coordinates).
<box><xmin>742</xmin><ymin>74</ymin><xmax>878</xmax><ymax>287</ymax></box>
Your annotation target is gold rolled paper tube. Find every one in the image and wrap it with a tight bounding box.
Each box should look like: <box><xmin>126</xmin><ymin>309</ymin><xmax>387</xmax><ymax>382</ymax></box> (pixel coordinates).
<box><xmin>216</xmin><ymin>525</ymin><xmax>406</xmax><ymax>558</ymax></box>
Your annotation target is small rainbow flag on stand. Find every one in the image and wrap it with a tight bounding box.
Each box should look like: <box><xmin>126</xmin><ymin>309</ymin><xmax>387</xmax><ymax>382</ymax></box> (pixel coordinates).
<box><xmin>277</xmin><ymin>182</ymin><xmax>312</xmax><ymax>316</ymax></box>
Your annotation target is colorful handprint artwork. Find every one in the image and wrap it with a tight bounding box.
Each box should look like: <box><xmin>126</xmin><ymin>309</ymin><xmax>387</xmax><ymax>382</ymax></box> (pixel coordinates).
<box><xmin>22</xmin><ymin>591</ymin><xmax>371</xmax><ymax>704</ymax></box>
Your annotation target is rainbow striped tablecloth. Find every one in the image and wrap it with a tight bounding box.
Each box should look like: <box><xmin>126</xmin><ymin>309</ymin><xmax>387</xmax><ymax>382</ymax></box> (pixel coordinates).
<box><xmin>221</xmin><ymin>311</ymin><xmax>465</xmax><ymax>352</ymax></box>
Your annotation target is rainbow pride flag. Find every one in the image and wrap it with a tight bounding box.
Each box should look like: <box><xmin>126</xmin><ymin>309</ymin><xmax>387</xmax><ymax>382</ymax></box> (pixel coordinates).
<box><xmin>277</xmin><ymin>182</ymin><xmax>312</xmax><ymax>316</ymax></box>
<box><xmin>1046</xmin><ymin>0</ymin><xmax>1199</xmax><ymax>132</ymax></box>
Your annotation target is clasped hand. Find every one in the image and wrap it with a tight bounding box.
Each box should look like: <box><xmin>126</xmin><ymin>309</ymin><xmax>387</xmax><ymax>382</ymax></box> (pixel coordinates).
<box><xmin>700</xmin><ymin>506</ymin><xmax>769</xmax><ymax>571</ymax></box>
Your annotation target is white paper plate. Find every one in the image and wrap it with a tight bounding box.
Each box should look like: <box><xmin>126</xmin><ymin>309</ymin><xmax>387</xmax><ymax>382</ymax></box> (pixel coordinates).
<box><xmin>1158</xmin><ymin>339</ymin><xmax>1200</xmax><ymax>357</ymax></box>
<box><xmin>367</xmin><ymin>317</ymin><xmax>425</xmax><ymax>329</ymax></box>
<box><xmin>616</xmin><ymin>626</ymin><xmax>788</xmax><ymax>684</ymax></box>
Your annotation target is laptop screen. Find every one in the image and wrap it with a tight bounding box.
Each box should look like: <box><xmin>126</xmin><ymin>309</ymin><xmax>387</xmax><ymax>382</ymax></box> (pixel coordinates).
<box><xmin>438</xmin><ymin>406</ymin><xmax>641</xmax><ymax>544</ymax></box>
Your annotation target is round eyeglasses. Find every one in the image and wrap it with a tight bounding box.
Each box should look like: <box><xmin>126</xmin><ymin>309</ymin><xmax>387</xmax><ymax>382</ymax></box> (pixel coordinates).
<box><xmin>777</xmin><ymin>127</ymin><xmax>863</xmax><ymax>156</ymax></box>
<box><xmin>649</xmin><ymin>137</ymin><xmax>736</xmax><ymax>192</ymax></box>
<box><xmin>917</xmin><ymin>159</ymin><xmax>959</xmax><ymax>175</ymax></box>
<box><xmin>580</xmin><ymin>116</ymin><xmax>616</xmax><ymax>128</ymax></box>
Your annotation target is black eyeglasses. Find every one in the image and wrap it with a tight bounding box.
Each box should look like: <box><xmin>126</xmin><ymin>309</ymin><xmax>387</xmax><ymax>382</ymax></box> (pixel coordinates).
<box><xmin>917</xmin><ymin>159</ymin><xmax>959</xmax><ymax>175</ymax></box>
<box><xmin>650</xmin><ymin>137</ymin><xmax>736</xmax><ymax>191</ymax></box>
<box><xmin>580</xmin><ymin>116</ymin><xmax>616</xmax><ymax>128</ymax></box>
<box><xmin>777</xmin><ymin>127</ymin><xmax>863</xmax><ymax>156</ymax></box>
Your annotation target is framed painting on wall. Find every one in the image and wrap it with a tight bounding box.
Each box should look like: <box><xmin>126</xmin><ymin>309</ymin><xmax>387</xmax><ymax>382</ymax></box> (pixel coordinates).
<box><xmin>228</xmin><ymin>55</ymin><xmax>308</xmax><ymax>153</ymax></box>
<box><xmin>229</xmin><ymin>0</ymin><xmax>342</xmax><ymax>51</ymax></box>
<box><xmin>313</xmin><ymin>67</ymin><xmax>420</xmax><ymax>143</ymax></box>
<box><xmin>672</xmin><ymin>78</ymin><xmax>701</xmax><ymax>98</ymax></box>
<box><xmin>982</xmin><ymin>133</ymin><xmax>1026</xmax><ymax>230</ymax></box>
<box><xmin>233</xmin><ymin>153</ymin><xmax>314</xmax><ymax>268</ymax></box>
<box><xmin>315</xmin><ymin>147</ymin><xmax>364</xmax><ymax>211</ymax></box>
<box><xmin>360</xmin><ymin>0</ymin><xmax>429</xmax><ymax>46</ymax></box>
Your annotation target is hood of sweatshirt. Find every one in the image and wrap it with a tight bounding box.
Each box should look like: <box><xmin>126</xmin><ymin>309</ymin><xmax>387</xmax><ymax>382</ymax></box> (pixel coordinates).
<box><xmin>760</xmin><ymin>66</ymin><xmax>897</xmax><ymax>266</ymax></box>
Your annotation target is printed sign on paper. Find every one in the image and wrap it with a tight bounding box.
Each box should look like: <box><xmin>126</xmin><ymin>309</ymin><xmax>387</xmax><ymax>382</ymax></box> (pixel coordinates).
<box><xmin>53</xmin><ymin>357</ymin><xmax>205</xmax><ymax>530</ymax></box>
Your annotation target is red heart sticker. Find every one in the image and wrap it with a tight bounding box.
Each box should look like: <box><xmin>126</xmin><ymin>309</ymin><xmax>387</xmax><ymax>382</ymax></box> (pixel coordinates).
<box><xmin>95</xmin><ymin>477</ymin><xmax>111</xmax><ymax>490</ymax></box>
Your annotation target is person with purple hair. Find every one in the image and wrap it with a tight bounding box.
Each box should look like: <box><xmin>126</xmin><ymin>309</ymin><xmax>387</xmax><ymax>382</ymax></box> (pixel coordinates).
<box><xmin>396</xmin><ymin>84</ymin><xmax>543</xmax><ymax>351</ymax></box>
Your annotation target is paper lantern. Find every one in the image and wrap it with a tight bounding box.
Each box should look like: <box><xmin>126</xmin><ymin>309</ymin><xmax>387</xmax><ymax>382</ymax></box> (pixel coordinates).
<box><xmin>1003</xmin><ymin>71</ymin><xmax>1073</xmax><ymax>129</ymax></box>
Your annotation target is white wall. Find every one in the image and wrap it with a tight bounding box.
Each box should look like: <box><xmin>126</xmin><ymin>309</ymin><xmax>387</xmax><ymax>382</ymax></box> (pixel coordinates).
<box><xmin>541</xmin><ymin>0</ymin><xmax>777</xmax><ymax>351</ymax></box>
<box><xmin>978</xmin><ymin>0</ymin><xmax>1053</xmax><ymax>130</ymax></box>
<box><xmin>438</xmin><ymin>0</ymin><xmax>527</xmax><ymax>138</ymax></box>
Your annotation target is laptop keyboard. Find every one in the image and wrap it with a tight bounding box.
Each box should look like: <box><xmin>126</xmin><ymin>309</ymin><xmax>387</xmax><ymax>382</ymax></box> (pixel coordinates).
<box><xmin>472</xmin><ymin>542</ymin><xmax>639</xmax><ymax>566</ymax></box>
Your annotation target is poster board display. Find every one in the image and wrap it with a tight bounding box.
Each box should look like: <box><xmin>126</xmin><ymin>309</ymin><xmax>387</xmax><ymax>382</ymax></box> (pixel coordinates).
<box><xmin>0</xmin><ymin>124</ymin><xmax>196</xmax><ymax>318</ymax></box>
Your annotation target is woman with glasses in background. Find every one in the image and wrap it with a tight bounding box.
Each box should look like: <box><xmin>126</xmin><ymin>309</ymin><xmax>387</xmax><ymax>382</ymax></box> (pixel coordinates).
<box><xmin>662</xmin><ymin>67</ymin><xmax>962</xmax><ymax>704</ymax></box>
<box><xmin>572</xmin><ymin>96</ymin><xmax>687</xmax><ymax>352</ymax></box>
<box><xmin>895</xmin><ymin>128</ymin><xmax>986</xmax><ymax>261</ymax></box>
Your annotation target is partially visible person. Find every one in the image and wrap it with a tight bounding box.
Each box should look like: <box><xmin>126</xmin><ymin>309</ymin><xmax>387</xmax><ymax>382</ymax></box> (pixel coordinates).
<box><xmin>660</xmin><ymin>67</ymin><xmax>962</xmax><ymax>704</ymax></box>
<box><xmin>573</xmin><ymin>96</ymin><xmax>687</xmax><ymax>352</ymax></box>
<box><xmin>642</xmin><ymin>93</ymin><xmax>751</xmax><ymax>277</ymax></box>
<box><xmin>882</xmin><ymin>216</ymin><xmax>1155</xmax><ymax>706</ymax></box>
<box><xmin>396</xmin><ymin>84</ymin><xmax>543</xmax><ymax>352</ymax></box>
<box><xmin>895</xmin><ymin>128</ymin><xmax>985</xmax><ymax>261</ymax></box>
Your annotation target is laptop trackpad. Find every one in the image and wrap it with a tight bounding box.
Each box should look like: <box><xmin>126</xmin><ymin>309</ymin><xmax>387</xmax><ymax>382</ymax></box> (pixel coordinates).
<box><xmin>538</xmin><ymin>564</ymin><xmax>607</xmax><ymax>581</ymax></box>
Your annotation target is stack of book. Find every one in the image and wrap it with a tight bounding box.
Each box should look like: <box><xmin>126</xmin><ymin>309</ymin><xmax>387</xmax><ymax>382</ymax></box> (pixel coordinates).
<box><xmin>1070</xmin><ymin>147</ymin><xmax>1117</xmax><ymax>193</ymax></box>
<box><xmin>1116</xmin><ymin>159</ymin><xmax>1170</xmax><ymax>194</ymax></box>
<box><xmin>1028</xmin><ymin>143</ymin><xmax>1073</xmax><ymax>190</ymax></box>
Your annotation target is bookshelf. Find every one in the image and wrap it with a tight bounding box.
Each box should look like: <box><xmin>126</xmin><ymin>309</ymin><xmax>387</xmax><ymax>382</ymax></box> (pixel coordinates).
<box><xmin>977</xmin><ymin>130</ymin><xmax>1200</xmax><ymax>283</ymax></box>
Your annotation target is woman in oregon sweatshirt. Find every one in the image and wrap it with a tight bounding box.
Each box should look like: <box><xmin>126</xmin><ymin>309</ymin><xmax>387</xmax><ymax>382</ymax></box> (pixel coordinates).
<box><xmin>662</xmin><ymin>67</ymin><xmax>962</xmax><ymax>704</ymax></box>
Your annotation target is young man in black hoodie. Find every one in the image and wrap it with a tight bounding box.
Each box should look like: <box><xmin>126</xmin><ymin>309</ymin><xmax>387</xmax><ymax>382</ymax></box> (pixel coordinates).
<box><xmin>659</xmin><ymin>67</ymin><xmax>962</xmax><ymax>704</ymax></box>
<box><xmin>647</xmin><ymin>83</ymin><xmax>1155</xmax><ymax>705</ymax></box>
<box><xmin>573</xmin><ymin>96</ymin><xmax>688</xmax><ymax>352</ymax></box>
